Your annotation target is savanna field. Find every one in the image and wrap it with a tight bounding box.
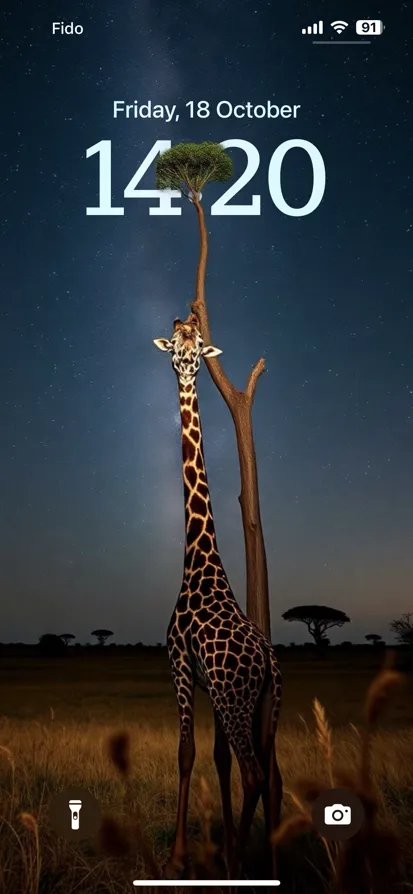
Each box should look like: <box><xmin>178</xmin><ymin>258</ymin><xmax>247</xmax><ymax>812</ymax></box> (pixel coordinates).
<box><xmin>0</xmin><ymin>648</ymin><xmax>412</xmax><ymax>894</ymax></box>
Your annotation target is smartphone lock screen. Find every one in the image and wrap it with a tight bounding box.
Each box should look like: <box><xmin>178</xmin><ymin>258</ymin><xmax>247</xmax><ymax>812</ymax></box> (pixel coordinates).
<box><xmin>1</xmin><ymin>3</ymin><xmax>412</xmax><ymax>892</ymax></box>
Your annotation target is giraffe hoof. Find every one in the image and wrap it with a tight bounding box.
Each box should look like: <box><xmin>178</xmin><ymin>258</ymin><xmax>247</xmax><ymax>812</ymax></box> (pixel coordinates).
<box><xmin>162</xmin><ymin>858</ymin><xmax>185</xmax><ymax>880</ymax></box>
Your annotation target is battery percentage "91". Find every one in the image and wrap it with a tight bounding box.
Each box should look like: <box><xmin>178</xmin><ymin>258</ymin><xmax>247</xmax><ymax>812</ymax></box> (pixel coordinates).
<box><xmin>356</xmin><ymin>20</ymin><xmax>384</xmax><ymax>35</ymax></box>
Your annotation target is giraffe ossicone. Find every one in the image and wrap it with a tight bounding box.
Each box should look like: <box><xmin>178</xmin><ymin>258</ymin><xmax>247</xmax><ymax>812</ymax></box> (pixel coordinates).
<box><xmin>153</xmin><ymin>312</ymin><xmax>282</xmax><ymax>880</ymax></box>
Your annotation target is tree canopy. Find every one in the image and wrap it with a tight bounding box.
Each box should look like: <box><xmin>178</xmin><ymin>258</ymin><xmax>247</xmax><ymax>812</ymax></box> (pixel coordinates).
<box><xmin>282</xmin><ymin>605</ymin><xmax>350</xmax><ymax>646</ymax></box>
<box><xmin>155</xmin><ymin>141</ymin><xmax>233</xmax><ymax>198</ymax></box>
<box><xmin>91</xmin><ymin>629</ymin><xmax>114</xmax><ymax>646</ymax></box>
<box><xmin>59</xmin><ymin>633</ymin><xmax>75</xmax><ymax>645</ymax></box>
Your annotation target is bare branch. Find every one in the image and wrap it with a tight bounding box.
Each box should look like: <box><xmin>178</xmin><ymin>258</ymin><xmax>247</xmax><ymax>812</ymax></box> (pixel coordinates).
<box><xmin>245</xmin><ymin>357</ymin><xmax>266</xmax><ymax>402</ymax></box>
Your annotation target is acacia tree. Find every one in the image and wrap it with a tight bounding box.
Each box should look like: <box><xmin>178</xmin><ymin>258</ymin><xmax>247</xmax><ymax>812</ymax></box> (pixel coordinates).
<box><xmin>282</xmin><ymin>605</ymin><xmax>350</xmax><ymax>648</ymax></box>
<box><xmin>365</xmin><ymin>633</ymin><xmax>384</xmax><ymax>646</ymax></box>
<box><xmin>91</xmin><ymin>629</ymin><xmax>113</xmax><ymax>647</ymax></box>
<box><xmin>59</xmin><ymin>633</ymin><xmax>75</xmax><ymax>646</ymax></box>
<box><xmin>156</xmin><ymin>142</ymin><xmax>271</xmax><ymax>637</ymax></box>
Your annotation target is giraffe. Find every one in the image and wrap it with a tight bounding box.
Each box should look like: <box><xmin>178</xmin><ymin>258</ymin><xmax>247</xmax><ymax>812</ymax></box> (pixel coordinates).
<box><xmin>153</xmin><ymin>313</ymin><xmax>282</xmax><ymax>880</ymax></box>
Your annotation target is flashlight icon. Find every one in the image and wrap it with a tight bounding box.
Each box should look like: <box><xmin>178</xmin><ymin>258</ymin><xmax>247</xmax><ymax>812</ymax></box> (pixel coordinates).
<box><xmin>68</xmin><ymin>799</ymin><xmax>82</xmax><ymax>830</ymax></box>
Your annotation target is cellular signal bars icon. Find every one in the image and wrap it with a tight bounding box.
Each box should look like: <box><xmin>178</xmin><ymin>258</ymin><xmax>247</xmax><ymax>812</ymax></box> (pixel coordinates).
<box><xmin>302</xmin><ymin>21</ymin><xmax>323</xmax><ymax>35</ymax></box>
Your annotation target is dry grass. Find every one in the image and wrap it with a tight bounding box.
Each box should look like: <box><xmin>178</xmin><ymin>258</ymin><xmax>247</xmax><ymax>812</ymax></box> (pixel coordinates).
<box><xmin>273</xmin><ymin>663</ymin><xmax>410</xmax><ymax>893</ymax></box>
<box><xmin>0</xmin><ymin>654</ymin><xmax>412</xmax><ymax>892</ymax></box>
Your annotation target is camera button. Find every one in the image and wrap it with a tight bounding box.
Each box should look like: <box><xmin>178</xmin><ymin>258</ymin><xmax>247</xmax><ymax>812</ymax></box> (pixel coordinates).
<box><xmin>311</xmin><ymin>787</ymin><xmax>365</xmax><ymax>841</ymax></box>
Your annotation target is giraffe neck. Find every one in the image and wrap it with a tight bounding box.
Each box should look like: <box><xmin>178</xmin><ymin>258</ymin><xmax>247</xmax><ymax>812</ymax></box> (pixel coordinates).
<box><xmin>178</xmin><ymin>378</ymin><xmax>222</xmax><ymax>572</ymax></box>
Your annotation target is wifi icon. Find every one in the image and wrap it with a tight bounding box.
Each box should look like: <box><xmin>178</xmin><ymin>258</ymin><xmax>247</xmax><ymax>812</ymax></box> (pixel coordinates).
<box><xmin>331</xmin><ymin>20</ymin><xmax>349</xmax><ymax>34</ymax></box>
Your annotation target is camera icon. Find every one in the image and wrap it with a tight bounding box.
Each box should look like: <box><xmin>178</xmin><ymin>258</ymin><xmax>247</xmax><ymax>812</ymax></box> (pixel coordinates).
<box><xmin>313</xmin><ymin>788</ymin><xmax>363</xmax><ymax>841</ymax></box>
<box><xmin>324</xmin><ymin>803</ymin><xmax>352</xmax><ymax>825</ymax></box>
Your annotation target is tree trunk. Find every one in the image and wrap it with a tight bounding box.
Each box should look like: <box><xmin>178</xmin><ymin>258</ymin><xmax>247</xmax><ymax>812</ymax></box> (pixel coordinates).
<box><xmin>190</xmin><ymin>195</ymin><xmax>271</xmax><ymax>639</ymax></box>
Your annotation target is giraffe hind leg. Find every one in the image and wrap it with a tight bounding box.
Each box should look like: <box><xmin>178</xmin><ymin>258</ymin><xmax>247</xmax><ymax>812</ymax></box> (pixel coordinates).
<box><xmin>255</xmin><ymin>708</ymin><xmax>282</xmax><ymax>879</ymax></box>
<box><xmin>229</xmin><ymin>745</ymin><xmax>265</xmax><ymax>879</ymax></box>
<box><xmin>264</xmin><ymin>746</ymin><xmax>283</xmax><ymax>879</ymax></box>
<box><xmin>254</xmin><ymin>656</ymin><xmax>283</xmax><ymax>879</ymax></box>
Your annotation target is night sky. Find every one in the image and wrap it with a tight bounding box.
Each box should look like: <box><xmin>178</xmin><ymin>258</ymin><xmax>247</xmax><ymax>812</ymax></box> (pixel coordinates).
<box><xmin>2</xmin><ymin>1</ymin><xmax>411</xmax><ymax>645</ymax></box>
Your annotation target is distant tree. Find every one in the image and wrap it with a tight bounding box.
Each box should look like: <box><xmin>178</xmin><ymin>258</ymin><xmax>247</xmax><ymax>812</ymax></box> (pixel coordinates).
<box><xmin>91</xmin><ymin>629</ymin><xmax>114</xmax><ymax>647</ymax></box>
<box><xmin>59</xmin><ymin>633</ymin><xmax>76</xmax><ymax>646</ymax></box>
<box><xmin>389</xmin><ymin>613</ymin><xmax>413</xmax><ymax>647</ymax></box>
<box><xmin>282</xmin><ymin>605</ymin><xmax>350</xmax><ymax>649</ymax></box>
<box><xmin>38</xmin><ymin>633</ymin><xmax>66</xmax><ymax>657</ymax></box>
<box><xmin>341</xmin><ymin>640</ymin><xmax>353</xmax><ymax>648</ymax></box>
<box><xmin>365</xmin><ymin>634</ymin><xmax>384</xmax><ymax>646</ymax></box>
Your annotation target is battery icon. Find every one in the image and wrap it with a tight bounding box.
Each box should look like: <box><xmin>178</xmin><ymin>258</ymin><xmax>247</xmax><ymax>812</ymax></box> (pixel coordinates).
<box><xmin>356</xmin><ymin>20</ymin><xmax>384</xmax><ymax>35</ymax></box>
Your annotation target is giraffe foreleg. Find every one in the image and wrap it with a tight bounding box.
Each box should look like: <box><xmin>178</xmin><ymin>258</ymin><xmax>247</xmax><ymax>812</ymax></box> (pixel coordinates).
<box><xmin>213</xmin><ymin>708</ymin><xmax>236</xmax><ymax>874</ymax></box>
<box><xmin>163</xmin><ymin>658</ymin><xmax>195</xmax><ymax>878</ymax></box>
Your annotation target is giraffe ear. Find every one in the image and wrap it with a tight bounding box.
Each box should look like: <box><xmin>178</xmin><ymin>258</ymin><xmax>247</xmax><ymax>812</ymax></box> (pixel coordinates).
<box><xmin>202</xmin><ymin>345</ymin><xmax>223</xmax><ymax>357</ymax></box>
<box><xmin>153</xmin><ymin>338</ymin><xmax>173</xmax><ymax>352</ymax></box>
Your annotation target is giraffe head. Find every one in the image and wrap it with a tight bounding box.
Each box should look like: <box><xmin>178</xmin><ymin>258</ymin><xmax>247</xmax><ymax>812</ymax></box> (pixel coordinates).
<box><xmin>153</xmin><ymin>314</ymin><xmax>222</xmax><ymax>383</ymax></box>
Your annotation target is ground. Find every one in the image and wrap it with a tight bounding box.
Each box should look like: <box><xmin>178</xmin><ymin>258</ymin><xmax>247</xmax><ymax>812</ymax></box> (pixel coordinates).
<box><xmin>0</xmin><ymin>649</ymin><xmax>412</xmax><ymax>893</ymax></box>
